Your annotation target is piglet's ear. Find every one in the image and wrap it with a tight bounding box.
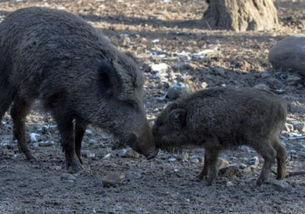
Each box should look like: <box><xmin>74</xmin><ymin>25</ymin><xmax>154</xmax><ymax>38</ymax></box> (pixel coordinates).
<box><xmin>98</xmin><ymin>59</ymin><xmax>122</xmax><ymax>98</ymax></box>
<box><xmin>169</xmin><ymin>108</ymin><xmax>187</xmax><ymax>128</ymax></box>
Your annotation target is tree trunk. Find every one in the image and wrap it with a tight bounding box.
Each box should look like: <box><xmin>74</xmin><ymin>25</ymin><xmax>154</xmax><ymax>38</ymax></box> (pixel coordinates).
<box><xmin>203</xmin><ymin>0</ymin><xmax>279</xmax><ymax>32</ymax></box>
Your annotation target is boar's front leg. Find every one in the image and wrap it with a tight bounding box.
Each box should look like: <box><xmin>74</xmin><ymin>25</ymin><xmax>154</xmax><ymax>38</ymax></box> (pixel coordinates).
<box><xmin>10</xmin><ymin>95</ymin><xmax>34</xmax><ymax>160</ymax></box>
<box><xmin>74</xmin><ymin>120</ymin><xmax>87</xmax><ymax>164</ymax></box>
<box><xmin>54</xmin><ymin>114</ymin><xmax>83</xmax><ymax>173</ymax></box>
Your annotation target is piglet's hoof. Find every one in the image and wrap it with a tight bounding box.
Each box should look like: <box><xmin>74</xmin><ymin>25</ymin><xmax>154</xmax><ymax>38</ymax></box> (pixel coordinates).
<box><xmin>67</xmin><ymin>159</ymin><xmax>83</xmax><ymax>174</ymax></box>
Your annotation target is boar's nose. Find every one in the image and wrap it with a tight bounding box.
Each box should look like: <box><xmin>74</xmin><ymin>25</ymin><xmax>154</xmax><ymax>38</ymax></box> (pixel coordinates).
<box><xmin>145</xmin><ymin>148</ymin><xmax>159</xmax><ymax>160</ymax></box>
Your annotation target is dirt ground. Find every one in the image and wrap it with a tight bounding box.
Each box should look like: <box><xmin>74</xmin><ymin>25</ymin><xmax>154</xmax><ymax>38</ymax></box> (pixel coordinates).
<box><xmin>1</xmin><ymin>0</ymin><xmax>305</xmax><ymax>213</ymax></box>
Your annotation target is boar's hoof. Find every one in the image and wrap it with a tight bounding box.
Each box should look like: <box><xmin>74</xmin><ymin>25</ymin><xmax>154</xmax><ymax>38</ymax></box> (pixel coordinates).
<box><xmin>25</xmin><ymin>152</ymin><xmax>36</xmax><ymax>161</ymax></box>
<box><xmin>67</xmin><ymin>159</ymin><xmax>83</xmax><ymax>174</ymax></box>
<box><xmin>256</xmin><ymin>177</ymin><xmax>267</xmax><ymax>186</ymax></box>
<box><xmin>146</xmin><ymin>148</ymin><xmax>159</xmax><ymax>160</ymax></box>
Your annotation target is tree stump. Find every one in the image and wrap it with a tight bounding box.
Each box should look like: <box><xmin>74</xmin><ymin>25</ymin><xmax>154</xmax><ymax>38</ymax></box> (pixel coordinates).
<box><xmin>203</xmin><ymin>0</ymin><xmax>279</xmax><ymax>32</ymax></box>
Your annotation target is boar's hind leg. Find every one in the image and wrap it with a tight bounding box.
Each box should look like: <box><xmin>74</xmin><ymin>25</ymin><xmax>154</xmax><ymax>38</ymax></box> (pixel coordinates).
<box><xmin>0</xmin><ymin>83</ymin><xmax>15</xmax><ymax>121</ymax></box>
<box><xmin>253</xmin><ymin>140</ymin><xmax>276</xmax><ymax>186</ymax></box>
<box><xmin>272</xmin><ymin>138</ymin><xmax>287</xmax><ymax>180</ymax></box>
<box><xmin>10</xmin><ymin>96</ymin><xmax>34</xmax><ymax>160</ymax></box>
<box><xmin>204</xmin><ymin>149</ymin><xmax>220</xmax><ymax>185</ymax></box>
<box><xmin>198</xmin><ymin>153</ymin><xmax>209</xmax><ymax>180</ymax></box>
<box><xmin>75</xmin><ymin>121</ymin><xmax>87</xmax><ymax>164</ymax></box>
<box><xmin>54</xmin><ymin>114</ymin><xmax>83</xmax><ymax>173</ymax></box>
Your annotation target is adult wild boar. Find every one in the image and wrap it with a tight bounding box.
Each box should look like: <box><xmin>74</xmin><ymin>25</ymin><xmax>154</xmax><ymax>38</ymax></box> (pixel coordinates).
<box><xmin>0</xmin><ymin>7</ymin><xmax>158</xmax><ymax>172</ymax></box>
<box><xmin>153</xmin><ymin>88</ymin><xmax>287</xmax><ymax>185</ymax></box>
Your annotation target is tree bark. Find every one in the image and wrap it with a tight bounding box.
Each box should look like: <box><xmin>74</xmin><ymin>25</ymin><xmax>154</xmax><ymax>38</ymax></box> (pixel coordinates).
<box><xmin>203</xmin><ymin>0</ymin><xmax>279</xmax><ymax>32</ymax></box>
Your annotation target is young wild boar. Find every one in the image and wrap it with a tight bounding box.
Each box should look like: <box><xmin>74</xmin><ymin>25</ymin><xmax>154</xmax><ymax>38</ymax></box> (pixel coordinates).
<box><xmin>153</xmin><ymin>88</ymin><xmax>287</xmax><ymax>185</ymax></box>
<box><xmin>0</xmin><ymin>7</ymin><xmax>158</xmax><ymax>172</ymax></box>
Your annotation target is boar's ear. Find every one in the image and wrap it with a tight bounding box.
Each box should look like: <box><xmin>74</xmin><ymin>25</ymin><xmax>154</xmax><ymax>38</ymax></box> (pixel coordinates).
<box><xmin>98</xmin><ymin>59</ymin><xmax>122</xmax><ymax>98</ymax></box>
<box><xmin>169</xmin><ymin>108</ymin><xmax>187</xmax><ymax>128</ymax></box>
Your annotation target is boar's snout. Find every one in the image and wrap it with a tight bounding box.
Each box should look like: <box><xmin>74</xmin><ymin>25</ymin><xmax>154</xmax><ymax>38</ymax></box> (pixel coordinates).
<box><xmin>127</xmin><ymin>121</ymin><xmax>158</xmax><ymax>159</ymax></box>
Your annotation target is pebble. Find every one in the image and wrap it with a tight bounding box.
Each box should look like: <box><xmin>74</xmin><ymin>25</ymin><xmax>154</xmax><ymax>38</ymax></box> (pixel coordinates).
<box><xmin>218</xmin><ymin>164</ymin><xmax>242</xmax><ymax>177</ymax></box>
<box><xmin>254</xmin><ymin>83</ymin><xmax>270</xmax><ymax>91</ymax></box>
<box><xmin>168</xmin><ymin>157</ymin><xmax>177</xmax><ymax>162</ymax></box>
<box><xmin>181</xmin><ymin>153</ymin><xmax>189</xmax><ymax>162</ymax></box>
<box><xmin>29</xmin><ymin>133</ymin><xmax>40</xmax><ymax>143</ymax></box>
<box><xmin>166</xmin><ymin>82</ymin><xmax>189</xmax><ymax>100</ymax></box>
<box><xmin>291</xmin><ymin>122</ymin><xmax>305</xmax><ymax>133</ymax></box>
<box><xmin>83</xmin><ymin>150</ymin><xmax>96</xmax><ymax>158</ymax></box>
<box><xmin>102</xmin><ymin>172</ymin><xmax>125</xmax><ymax>188</ymax></box>
<box><xmin>287</xmin><ymin>75</ymin><xmax>302</xmax><ymax>85</ymax></box>
<box><xmin>226</xmin><ymin>181</ymin><xmax>234</xmax><ymax>187</ymax></box>
<box><xmin>85</xmin><ymin>129</ymin><xmax>93</xmax><ymax>136</ymax></box>
<box><xmin>61</xmin><ymin>173</ymin><xmax>77</xmax><ymax>183</ymax></box>
<box><xmin>117</xmin><ymin>148</ymin><xmax>140</xmax><ymax>159</ymax></box>
<box><xmin>270</xmin><ymin>179</ymin><xmax>292</xmax><ymax>191</ymax></box>
<box><xmin>217</xmin><ymin>158</ymin><xmax>229</xmax><ymax>169</ymax></box>
<box><xmin>38</xmin><ymin>141</ymin><xmax>54</xmax><ymax>147</ymax></box>
<box><xmin>284</xmin><ymin>123</ymin><xmax>294</xmax><ymax>133</ymax></box>
<box><xmin>150</xmin><ymin>63</ymin><xmax>169</xmax><ymax>72</ymax></box>
<box><xmin>103</xmin><ymin>153</ymin><xmax>112</xmax><ymax>159</ymax></box>
<box><xmin>190</xmin><ymin>156</ymin><xmax>201</xmax><ymax>163</ymax></box>
<box><xmin>248</xmin><ymin>156</ymin><xmax>259</xmax><ymax>167</ymax></box>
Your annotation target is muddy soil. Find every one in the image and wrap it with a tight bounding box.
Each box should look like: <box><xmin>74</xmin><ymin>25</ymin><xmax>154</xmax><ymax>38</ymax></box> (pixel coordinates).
<box><xmin>0</xmin><ymin>0</ymin><xmax>305</xmax><ymax>213</ymax></box>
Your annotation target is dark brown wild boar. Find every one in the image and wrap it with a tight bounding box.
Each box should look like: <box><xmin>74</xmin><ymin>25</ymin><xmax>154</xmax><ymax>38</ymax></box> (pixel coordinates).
<box><xmin>153</xmin><ymin>88</ymin><xmax>287</xmax><ymax>185</ymax></box>
<box><xmin>0</xmin><ymin>7</ymin><xmax>158</xmax><ymax>173</ymax></box>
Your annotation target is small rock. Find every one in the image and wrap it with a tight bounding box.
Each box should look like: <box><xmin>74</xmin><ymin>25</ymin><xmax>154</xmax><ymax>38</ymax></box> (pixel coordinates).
<box><xmin>168</xmin><ymin>157</ymin><xmax>177</xmax><ymax>162</ymax></box>
<box><xmin>54</xmin><ymin>166</ymin><xmax>62</xmax><ymax>171</ymax></box>
<box><xmin>201</xmin><ymin>82</ymin><xmax>208</xmax><ymax>89</ymax></box>
<box><xmin>166</xmin><ymin>82</ymin><xmax>189</xmax><ymax>100</ymax></box>
<box><xmin>102</xmin><ymin>172</ymin><xmax>125</xmax><ymax>187</ymax></box>
<box><xmin>181</xmin><ymin>152</ymin><xmax>189</xmax><ymax>162</ymax></box>
<box><xmin>61</xmin><ymin>173</ymin><xmax>77</xmax><ymax>182</ymax></box>
<box><xmin>151</xmin><ymin>39</ymin><xmax>160</xmax><ymax>43</ymax></box>
<box><xmin>103</xmin><ymin>153</ymin><xmax>112</xmax><ymax>159</ymax></box>
<box><xmin>29</xmin><ymin>133</ymin><xmax>40</xmax><ymax>143</ymax></box>
<box><xmin>241</xmin><ymin>166</ymin><xmax>253</xmax><ymax>174</ymax></box>
<box><xmin>190</xmin><ymin>155</ymin><xmax>201</xmax><ymax>163</ymax></box>
<box><xmin>291</xmin><ymin>122</ymin><xmax>305</xmax><ymax>133</ymax></box>
<box><xmin>254</xmin><ymin>83</ymin><xmax>270</xmax><ymax>91</ymax></box>
<box><xmin>287</xmin><ymin>75</ymin><xmax>302</xmax><ymax>85</ymax></box>
<box><xmin>284</xmin><ymin>123</ymin><xmax>294</xmax><ymax>133</ymax></box>
<box><xmin>218</xmin><ymin>164</ymin><xmax>242</xmax><ymax>177</ymax></box>
<box><xmin>213</xmin><ymin>67</ymin><xmax>226</xmax><ymax>76</ymax></box>
<box><xmin>85</xmin><ymin>129</ymin><xmax>93</xmax><ymax>136</ymax></box>
<box><xmin>226</xmin><ymin>181</ymin><xmax>234</xmax><ymax>187</ymax></box>
<box><xmin>173</xmin><ymin>62</ymin><xmax>192</xmax><ymax>71</ymax></box>
<box><xmin>150</xmin><ymin>63</ymin><xmax>169</xmax><ymax>72</ymax></box>
<box><xmin>269</xmin><ymin>35</ymin><xmax>305</xmax><ymax>76</ymax></box>
<box><xmin>217</xmin><ymin>158</ymin><xmax>229</xmax><ymax>169</ymax></box>
<box><xmin>38</xmin><ymin>141</ymin><xmax>54</xmax><ymax>147</ymax></box>
<box><xmin>248</xmin><ymin>156</ymin><xmax>259</xmax><ymax>167</ymax></box>
<box><xmin>118</xmin><ymin>148</ymin><xmax>140</xmax><ymax>159</ymax></box>
<box><xmin>270</xmin><ymin>179</ymin><xmax>292</xmax><ymax>191</ymax></box>
<box><xmin>83</xmin><ymin>150</ymin><xmax>96</xmax><ymax>158</ymax></box>
<box><xmin>239</xmin><ymin>163</ymin><xmax>248</xmax><ymax>169</ymax></box>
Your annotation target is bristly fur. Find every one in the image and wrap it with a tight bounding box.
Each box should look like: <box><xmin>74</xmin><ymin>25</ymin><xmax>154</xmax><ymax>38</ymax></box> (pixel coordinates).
<box><xmin>0</xmin><ymin>7</ymin><xmax>156</xmax><ymax>172</ymax></box>
<box><xmin>153</xmin><ymin>87</ymin><xmax>288</xmax><ymax>185</ymax></box>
